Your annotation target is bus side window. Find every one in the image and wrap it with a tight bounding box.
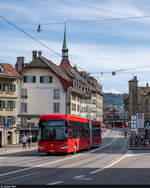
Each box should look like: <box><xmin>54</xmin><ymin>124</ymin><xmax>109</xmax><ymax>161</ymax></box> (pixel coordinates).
<box><xmin>69</xmin><ymin>127</ymin><xmax>73</xmax><ymax>139</ymax></box>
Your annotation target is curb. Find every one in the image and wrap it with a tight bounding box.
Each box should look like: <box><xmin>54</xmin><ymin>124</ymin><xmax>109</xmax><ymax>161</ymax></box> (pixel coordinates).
<box><xmin>0</xmin><ymin>146</ymin><xmax>38</xmax><ymax>155</ymax></box>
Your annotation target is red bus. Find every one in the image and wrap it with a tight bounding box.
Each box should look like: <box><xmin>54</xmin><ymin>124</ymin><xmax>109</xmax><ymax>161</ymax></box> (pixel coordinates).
<box><xmin>108</xmin><ymin>121</ymin><xmax>128</xmax><ymax>128</ymax></box>
<box><xmin>38</xmin><ymin>114</ymin><xmax>101</xmax><ymax>154</ymax></box>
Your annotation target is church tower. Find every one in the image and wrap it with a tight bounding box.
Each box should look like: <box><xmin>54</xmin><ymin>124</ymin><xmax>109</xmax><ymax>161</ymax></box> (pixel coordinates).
<box><xmin>62</xmin><ymin>19</ymin><xmax>69</xmax><ymax>60</ymax></box>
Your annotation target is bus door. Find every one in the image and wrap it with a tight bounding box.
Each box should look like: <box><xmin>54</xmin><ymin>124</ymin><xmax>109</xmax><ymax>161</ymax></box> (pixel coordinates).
<box><xmin>89</xmin><ymin>120</ymin><xmax>92</xmax><ymax>147</ymax></box>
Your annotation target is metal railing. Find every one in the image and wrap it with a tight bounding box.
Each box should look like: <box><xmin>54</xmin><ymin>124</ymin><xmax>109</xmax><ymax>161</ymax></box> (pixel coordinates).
<box><xmin>128</xmin><ymin>134</ymin><xmax>150</xmax><ymax>150</ymax></box>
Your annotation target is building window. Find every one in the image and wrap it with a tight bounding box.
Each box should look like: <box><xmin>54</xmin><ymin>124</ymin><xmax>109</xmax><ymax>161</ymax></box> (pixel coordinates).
<box><xmin>0</xmin><ymin>65</ymin><xmax>3</xmax><ymax>73</ymax></box>
<box><xmin>72</xmin><ymin>94</ymin><xmax>76</xmax><ymax>101</ymax></box>
<box><xmin>54</xmin><ymin>89</ymin><xmax>60</xmax><ymax>99</ymax></box>
<box><xmin>21</xmin><ymin>103</ymin><xmax>27</xmax><ymax>113</ymax></box>
<box><xmin>72</xmin><ymin>103</ymin><xmax>76</xmax><ymax>111</ymax></box>
<box><xmin>53</xmin><ymin>103</ymin><xmax>60</xmax><ymax>113</ymax></box>
<box><xmin>92</xmin><ymin>99</ymin><xmax>96</xmax><ymax>104</ymax></box>
<box><xmin>3</xmin><ymin>83</ymin><xmax>16</xmax><ymax>92</ymax></box>
<box><xmin>6</xmin><ymin>101</ymin><xmax>14</xmax><ymax>111</ymax></box>
<box><xmin>7</xmin><ymin>116</ymin><xmax>13</xmax><ymax>125</ymax></box>
<box><xmin>21</xmin><ymin>89</ymin><xmax>27</xmax><ymax>98</ymax></box>
<box><xmin>40</xmin><ymin>76</ymin><xmax>52</xmax><ymax>83</ymax></box>
<box><xmin>23</xmin><ymin>76</ymin><xmax>36</xmax><ymax>83</ymax></box>
<box><xmin>77</xmin><ymin>105</ymin><xmax>80</xmax><ymax>112</ymax></box>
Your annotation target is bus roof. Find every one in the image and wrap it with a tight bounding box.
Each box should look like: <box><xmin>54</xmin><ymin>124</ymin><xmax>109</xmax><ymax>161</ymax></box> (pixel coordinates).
<box><xmin>40</xmin><ymin>114</ymin><xmax>101</xmax><ymax>125</ymax></box>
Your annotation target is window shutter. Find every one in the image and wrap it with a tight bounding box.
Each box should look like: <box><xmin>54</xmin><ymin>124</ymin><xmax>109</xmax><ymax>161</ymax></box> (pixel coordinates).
<box><xmin>4</xmin><ymin>84</ymin><xmax>8</xmax><ymax>91</ymax></box>
<box><xmin>13</xmin><ymin>101</ymin><xmax>16</xmax><ymax>109</ymax></box>
<box><xmin>5</xmin><ymin>101</ymin><xmax>8</xmax><ymax>108</ymax></box>
<box><xmin>3</xmin><ymin>101</ymin><xmax>5</xmax><ymax>108</ymax></box>
<box><xmin>3</xmin><ymin>116</ymin><xmax>5</xmax><ymax>123</ymax></box>
<box><xmin>40</xmin><ymin>76</ymin><xmax>43</xmax><ymax>83</ymax></box>
<box><xmin>33</xmin><ymin>76</ymin><xmax>36</xmax><ymax>83</ymax></box>
<box><xmin>12</xmin><ymin>116</ymin><xmax>16</xmax><ymax>124</ymax></box>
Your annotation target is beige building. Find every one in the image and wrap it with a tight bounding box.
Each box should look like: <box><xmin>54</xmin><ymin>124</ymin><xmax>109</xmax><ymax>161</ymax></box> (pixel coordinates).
<box><xmin>124</xmin><ymin>76</ymin><xmax>150</xmax><ymax>123</ymax></box>
<box><xmin>15</xmin><ymin>24</ymin><xmax>103</xmax><ymax>139</ymax></box>
<box><xmin>0</xmin><ymin>63</ymin><xmax>20</xmax><ymax>146</ymax></box>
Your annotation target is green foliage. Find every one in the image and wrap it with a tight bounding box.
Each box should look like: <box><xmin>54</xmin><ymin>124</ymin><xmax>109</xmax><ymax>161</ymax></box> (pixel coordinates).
<box><xmin>104</xmin><ymin>93</ymin><xmax>123</xmax><ymax>106</ymax></box>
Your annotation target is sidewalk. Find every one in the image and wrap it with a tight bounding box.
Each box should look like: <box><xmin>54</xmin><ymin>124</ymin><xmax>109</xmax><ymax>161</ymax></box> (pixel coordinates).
<box><xmin>0</xmin><ymin>142</ymin><xmax>38</xmax><ymax>155</ymax></box>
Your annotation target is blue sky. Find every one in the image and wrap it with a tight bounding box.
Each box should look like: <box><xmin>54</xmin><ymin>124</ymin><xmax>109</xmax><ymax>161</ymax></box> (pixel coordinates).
<box><xmin>1</xmin><ymin>0</ymin><xmax>150</xmax><ymax>93</ymax></box>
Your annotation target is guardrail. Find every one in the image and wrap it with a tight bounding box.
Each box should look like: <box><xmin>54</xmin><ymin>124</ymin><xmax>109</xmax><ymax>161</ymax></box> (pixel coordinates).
<box><xmin>128</xmin><ymin>134</ymin><xmax>150</xmax><ymax>150</ymax></box>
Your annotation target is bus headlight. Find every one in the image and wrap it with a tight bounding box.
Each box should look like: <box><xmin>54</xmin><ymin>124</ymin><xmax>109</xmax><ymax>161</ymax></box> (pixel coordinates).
<box><xmin>60</xmin><ymin>145</ymin><xmax>69</xmax><ymax>149</ymax></box>
<box><xmin>38</xmin><ymin>145</ymin><xmax>44</xmax><ymax>149</ymax></box>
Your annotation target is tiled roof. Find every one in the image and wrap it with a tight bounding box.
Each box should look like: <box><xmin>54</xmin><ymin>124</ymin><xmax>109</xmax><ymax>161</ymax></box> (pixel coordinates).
<box><xmin>42</xmin><ymin>57</ymin><xmax>71</xmax><ymax>82</ymax></box>
<box><xmin>0</xmin><ymin>63</ymin><xmax>20</xmax><ymax>78</ymax></box>
<box><xmin>138</xmin><ymin>87</ymin><xmax>150</xmax><ymax>95</ymax></box>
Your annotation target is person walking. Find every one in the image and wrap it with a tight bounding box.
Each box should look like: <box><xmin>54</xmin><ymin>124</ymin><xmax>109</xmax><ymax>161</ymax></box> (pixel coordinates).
<box><xmin>22</xmin><ymin>135</ymin><xmax>27</xmax><ymax>149</ymax></box>
<box><xmin>27</xmin><ymin>135</ymin><xmax>32</xmax><ymax>149</ymax></box>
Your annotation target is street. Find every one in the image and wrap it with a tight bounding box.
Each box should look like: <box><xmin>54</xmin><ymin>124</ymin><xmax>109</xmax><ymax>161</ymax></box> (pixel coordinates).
<box><xmin>0</xmin><ymin>129</ymin><xmax>150</xmax><ymax>185</ymax></box>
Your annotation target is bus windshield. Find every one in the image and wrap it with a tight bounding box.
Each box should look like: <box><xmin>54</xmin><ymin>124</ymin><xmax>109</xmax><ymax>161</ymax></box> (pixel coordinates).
<box><xmin>38</xmin><ymin>120</ymin><xmax>68</xmax><ymax>141</ymax></box>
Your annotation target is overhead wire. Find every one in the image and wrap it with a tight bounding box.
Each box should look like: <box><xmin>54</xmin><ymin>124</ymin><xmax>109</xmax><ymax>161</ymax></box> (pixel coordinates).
<box><xmin>38</xmin><ymin>15</ymin><xmax>150</xmax><ymax>26</ymax></box>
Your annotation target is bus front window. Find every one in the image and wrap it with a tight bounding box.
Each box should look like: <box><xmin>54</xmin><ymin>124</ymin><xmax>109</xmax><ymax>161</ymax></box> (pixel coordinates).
<box><xmin>38</xmin><ymin>120</ymin><xmax>68</xmax><ymax>141</ymax></box>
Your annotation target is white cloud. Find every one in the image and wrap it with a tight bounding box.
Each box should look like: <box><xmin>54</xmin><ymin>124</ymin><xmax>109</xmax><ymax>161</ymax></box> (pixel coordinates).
<box><xmin>103</xmin><ymin>89</ymin><xmax>122</xmax><ymax>94</ymax></box>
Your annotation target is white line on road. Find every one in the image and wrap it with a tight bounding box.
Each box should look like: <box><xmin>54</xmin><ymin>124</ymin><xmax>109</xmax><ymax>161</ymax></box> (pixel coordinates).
<box><xmin>0</xmin><ymin>130</ymin><xmax>119</xmax><ymax>178</ymax></box>
<box><xmin>1</xmin><ymin>172</ymin><xmax>38</xmax><ymax>183</ymax></box>
<box><xmin>89</xmin><ymin>151</ymin><xmax>129</xmax><ymax>175</ymax></box>
<box><xmin>48</xmin><ymin>181</ymin><xmax>63</xmax><ymax>185</ymax></box>
<box><xmin>73</xmin><ymin>175</ymin><xmax>93</xmax><ymax>181</ymax></box>
<box><xmin>73</xmin><ymin>175</ymin><xmax>85</xmax><ymax>179</ymax></box>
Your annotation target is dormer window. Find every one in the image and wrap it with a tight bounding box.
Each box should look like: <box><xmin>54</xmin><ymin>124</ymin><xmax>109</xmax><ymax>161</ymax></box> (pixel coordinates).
<box><xmin>0</xmin><ymin>65</ymin><xmax>3</xmax><ymax>73</ymax></box>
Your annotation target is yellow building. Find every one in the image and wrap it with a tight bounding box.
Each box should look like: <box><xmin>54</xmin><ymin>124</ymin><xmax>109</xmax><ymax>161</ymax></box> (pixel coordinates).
<box><xmin>0</xmin><ymin>63</ymin><xmax>20</xmax><ymax>146</ymax></box>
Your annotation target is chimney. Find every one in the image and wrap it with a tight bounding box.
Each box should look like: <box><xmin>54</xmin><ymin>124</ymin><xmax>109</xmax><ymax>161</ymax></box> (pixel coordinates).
<box><xmin>146</xmin><ymin>83</ymin><xmax>149</xmax><ymax>87</ymax></box>
<box><xmin>134</xmin><ymin>76</ymin><xmax>137</xmax><ymax>80</ymax></box>
<box><xmin>15</xmin><ymin>56</ymin><xmax>25</xmax><ymax>72</ymax></box>
<box><xmin>38</xmin><ymin>51</ymin><xmax>42</xmax><ymax>59</ymax></box>
<box><xmin>32</xmin><ymin>50</ymin><xmax>37</xmax><ymax>59</ymax></box>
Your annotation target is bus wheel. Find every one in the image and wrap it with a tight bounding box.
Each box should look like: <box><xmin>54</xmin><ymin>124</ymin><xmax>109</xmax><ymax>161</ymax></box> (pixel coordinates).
<box><xmin>73</xmin><ymin>144</ymin><xmax>77</xmax><ymax>154</ymax></box>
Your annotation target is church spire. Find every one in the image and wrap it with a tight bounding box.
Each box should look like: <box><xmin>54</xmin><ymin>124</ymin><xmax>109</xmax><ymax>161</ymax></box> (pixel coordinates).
<box><xmin>62</xmin><ymin>18</ymin><xmax>69</xmax><ymax>59</ymax></box>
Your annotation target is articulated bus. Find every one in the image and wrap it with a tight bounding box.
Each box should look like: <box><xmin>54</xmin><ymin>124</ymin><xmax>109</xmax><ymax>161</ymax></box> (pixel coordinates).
<box><xmin>38</xmin><ymin>114</ymin><xmax>101</xmax><ymax>154</ymax></box>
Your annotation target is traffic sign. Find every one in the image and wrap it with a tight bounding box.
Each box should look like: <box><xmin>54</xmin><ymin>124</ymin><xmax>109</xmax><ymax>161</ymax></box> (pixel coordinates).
<box><xmin>137</xmin><ymin>113</ymin><xmax>144</xmax><ymax>128</ymax></box>
<box><xmin>131</xmin><ymin>115</ymin><xmax>136</xmax><ymax>121</ymax></box>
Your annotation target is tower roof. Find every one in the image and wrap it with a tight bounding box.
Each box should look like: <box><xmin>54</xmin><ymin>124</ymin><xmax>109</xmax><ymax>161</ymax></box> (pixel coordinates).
<box><xmin>62</xmin><ymin>21</ymin><xmax>68</xmax><ymax>51</ymax></box>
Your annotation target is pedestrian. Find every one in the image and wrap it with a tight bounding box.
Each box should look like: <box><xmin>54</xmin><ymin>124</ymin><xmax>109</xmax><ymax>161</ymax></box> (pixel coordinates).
<box><xmin>22</xmin><ymin>135</ymin><xmax>27</xmax><ymax>149</ymax></box>
<box><xmin>27</xmin><ymin>135</ymin><xmax>32</xmax><ymax>149</ymax></box>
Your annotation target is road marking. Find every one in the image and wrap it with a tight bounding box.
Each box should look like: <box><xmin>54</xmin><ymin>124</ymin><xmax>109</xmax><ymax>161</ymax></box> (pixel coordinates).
<box><xmin>0</xmin><ymin>130</ymin><xmax>119</xmax><ymax>177</ymax></box>
<box><xmin>73</xmin><ymin>175</ymin><xmax>85</xmax><ymax>179</ymax></box>
<box><xmin>89</xmin><ymin>152</ymin><xmax>128</xmax><ymax>175</ymax></box>
<box><xmin>73</xmin><ymin>175</ymin><xmax>93</xmax><ymax>181</ymax></box>
<box><xmin>48</xmin><ymin>181</ymin><xmax>63</xmax><ymax>185</ymax></box>
<box><xmin>1</xmin><ymin>172</ymin><xmax>38</xmax><ymax>183</ymax></box>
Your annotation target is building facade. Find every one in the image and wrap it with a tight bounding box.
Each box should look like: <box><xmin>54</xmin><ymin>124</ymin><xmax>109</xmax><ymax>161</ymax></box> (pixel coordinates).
<box><xmin>0</xmin><ymin>63</ymin><xmax>20</xmax><ymax>146</ymax></box>
<box><xmin>15</xmin><ymin>24</ymin><xmax>103</xmax><ymax>139</ymax></box>
<box><xmin>124</xmin><ymin>76</ymin><xmax>150</xmax><ymax>123</ymax></box>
